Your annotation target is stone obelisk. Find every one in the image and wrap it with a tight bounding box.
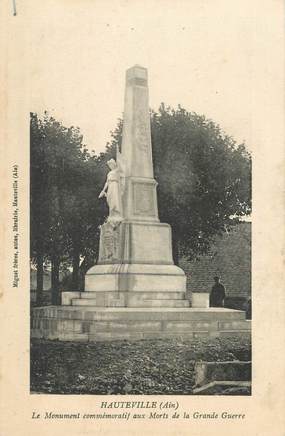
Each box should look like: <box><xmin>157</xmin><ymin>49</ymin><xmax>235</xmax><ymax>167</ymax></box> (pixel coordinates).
<box><xmin>80</xmin><ymin>65</ymin><xmax>187</xmax><ymax>308</ymax></box>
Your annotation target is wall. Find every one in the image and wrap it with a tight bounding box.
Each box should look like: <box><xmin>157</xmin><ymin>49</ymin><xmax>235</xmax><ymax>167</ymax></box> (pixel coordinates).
<box><xmin>179</xmin><ymin>222</ymin><xmax>251</xmax><ymax>308</ymax></box>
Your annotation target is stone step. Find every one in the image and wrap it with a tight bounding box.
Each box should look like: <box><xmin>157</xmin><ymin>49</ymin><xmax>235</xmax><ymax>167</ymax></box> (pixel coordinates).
<box><xmin>128</xmin><ymin>299</ymin><xmax>190</xmax><ymax>308</ymax></box>
<box><xmin>218</xmin><ymin>320</ymin><xmax>251</xmax><ymax>330</ymax></box>
<box><xmin>219</xmin><ymin>330</ymin><xmax>251</xmax><ymax>338</ymax></box>
<box><xmin>81</xmin><ymin>291</ymin><xmax>186</xmax><ymax>300</ymax></box>
<box><xmin>87</xmin><ymin>331</ymin><xmax>238</xmax><ymax>341</ymax></box>
<box><xmin>194</xmin><ymin>361</ymin><xmax>251</xmax><ymax>387</ymax></box>
<box><xmin>31</xmin><ymin>318</ymin><xmax>250</xmax><ymax>335</ymax></box>
<box><xmin>71</xmin><ymin>298</ymin><xmax>190</xmax><ymax>308</ymax></box>
<box><xmin>86</xmin><ymin>331</ymin><xmax>196</xmax><ymax>341</ymax></box>
<box><xmin>193</xmin><ymin>380</ymin><xmax>251</xmax><ymax>395</ymax></box>
<box><xmin>87</xmin><ymin>320</ymin><xmax>220</xmax><ymax>333</ymax></box>
<box><xmin>31</xmin><ymin>325</ymin><xmax>250</xmax><ymax>342</ymax></box>
<box><xmin>32</xmin><ymin>306</ymin><xmax>247</xmax><ymax>322</ymax></box>
<box><xmin>31</xmin><ymin>307</ymin><xmax>250</xmax><ymax>341</ymax></box>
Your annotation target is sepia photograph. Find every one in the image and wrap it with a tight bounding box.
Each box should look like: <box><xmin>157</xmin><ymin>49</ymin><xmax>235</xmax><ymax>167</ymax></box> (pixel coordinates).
<box><xmin>1</xmin><ymin>0</ymin><xmax>284</xmax><ymax>435</ymax></box>
<box><xmin>30</xmin><ymin>63</ymin><xmax>251</xmax><ymax>396</ymax></box>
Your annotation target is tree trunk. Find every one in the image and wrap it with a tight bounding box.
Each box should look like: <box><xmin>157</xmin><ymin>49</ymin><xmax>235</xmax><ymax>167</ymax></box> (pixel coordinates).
<box><xmin>79</xmin><ymin>255</ymin><xmax>96</xmax><ymax>274</ymax></box>
<box><xmin>36</xmin><ymin>253</ymin><xmax>44</xmax><ymax>305</ymax></box>
<box><xmin>51</xmin><ymin>256</ymin><xmax>60</xmax><ymax>305</ymax></box>
<box><xmin>79</xmin><ymin>254</ymin><xmax>98</xmax><ymax>291</ymax></box>
<box><xmin>72</xmin><ymin>249</ymin><xmax>80</xmax><ymax>291</ymax></box>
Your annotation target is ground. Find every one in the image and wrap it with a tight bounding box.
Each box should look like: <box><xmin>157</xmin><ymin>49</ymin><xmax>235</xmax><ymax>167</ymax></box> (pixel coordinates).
<box><xmin>30</xmin><ymin>336</ymin><xmax>251</xmax><ymax>395</ymax></box>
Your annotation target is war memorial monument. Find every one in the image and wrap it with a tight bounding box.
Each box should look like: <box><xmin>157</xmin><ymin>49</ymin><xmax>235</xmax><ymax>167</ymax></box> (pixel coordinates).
<box><xmin>31</xmin><ymin>66</ymin><xmax>250</xmax><ymax>341</ymax></box>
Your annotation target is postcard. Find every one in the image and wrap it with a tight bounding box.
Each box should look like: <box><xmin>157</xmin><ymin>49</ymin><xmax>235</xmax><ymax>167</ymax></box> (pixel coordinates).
<box><xmin>1</xmin><ymin>0</ymin><xmax>284</xmax><ymax>435</ymax></box>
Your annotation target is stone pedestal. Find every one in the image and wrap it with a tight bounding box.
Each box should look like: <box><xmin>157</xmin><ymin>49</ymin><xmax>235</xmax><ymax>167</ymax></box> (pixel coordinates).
<box><xmin>80</xmin><ymin>220</ymin><xmax>186</xmax><ymax>308</ymax></box>
<box><xmin>82</xmin><ymin>222</ymin><xmax>187</xmax><ymax>308</ymax></box>
<box><xmin>97</xmin><ymin>221</ymin><xmax>172</xmax><ymax>265</ymax></box>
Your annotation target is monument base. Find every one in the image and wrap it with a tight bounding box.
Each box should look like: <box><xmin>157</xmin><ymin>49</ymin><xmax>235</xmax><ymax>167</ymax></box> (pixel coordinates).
<box><xmin>81</xmin><ymin>263</ymin><xmax>187</xmax><ymax>308</ymax></box>
<box><xmin>63</xmin><ymin>291</ymin><xmax>189</xmax><ymax>308</ymax></box>
<box><xmin>31</xmin><ymin>306</ymin><xmax>250</xmax><ymax>341</ymax></box>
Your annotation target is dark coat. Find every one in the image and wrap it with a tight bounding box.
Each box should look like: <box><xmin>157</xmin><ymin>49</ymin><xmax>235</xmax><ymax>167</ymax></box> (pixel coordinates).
<box><xmin>210</xmin><ymin>283</ymin><xmax>226</xmax><ymax>307</ymax></box>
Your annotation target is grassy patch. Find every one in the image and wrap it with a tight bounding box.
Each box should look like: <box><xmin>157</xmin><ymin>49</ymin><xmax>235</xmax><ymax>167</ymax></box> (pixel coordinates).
<box><xmin>30</xmin><ymin>336</ymin><xmax>251</xmax><ymax>395</ymax></box>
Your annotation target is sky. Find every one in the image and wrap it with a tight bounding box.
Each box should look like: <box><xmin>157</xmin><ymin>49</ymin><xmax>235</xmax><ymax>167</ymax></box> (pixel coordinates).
<box><xmin>16</xmin><ymin>0</ymin><xmax>255</xmax><ymax>154</ymax></box>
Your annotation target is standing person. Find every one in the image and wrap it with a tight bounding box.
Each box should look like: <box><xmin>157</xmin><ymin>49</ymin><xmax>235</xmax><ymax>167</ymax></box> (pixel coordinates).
<box><xmin>210</xmin><ymin>276</ymin><xmax>226</xmax><ymax>307</ymax></box>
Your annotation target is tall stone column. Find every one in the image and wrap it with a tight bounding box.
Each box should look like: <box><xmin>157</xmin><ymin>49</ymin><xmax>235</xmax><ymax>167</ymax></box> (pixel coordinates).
<box><xmin>82</xmin><ymin>66</ymin><xmax>187</xmax><ymax>308</ymax></box>
<box><xmin>122</xmin><ymin>65</ymin><xmax>154</xmax><ymax>179</ymax></box>
<box><xmin>120</xmin><ymin>66</ymin><xmax>159</xmax><ymax>223</ymax></box>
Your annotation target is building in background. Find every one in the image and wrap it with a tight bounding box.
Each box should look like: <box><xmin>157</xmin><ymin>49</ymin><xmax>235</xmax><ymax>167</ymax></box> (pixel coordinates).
<box><xmin>179</xmin><ymin>222</ymin><xmax>251</xmax><ymax>310</ymax></box>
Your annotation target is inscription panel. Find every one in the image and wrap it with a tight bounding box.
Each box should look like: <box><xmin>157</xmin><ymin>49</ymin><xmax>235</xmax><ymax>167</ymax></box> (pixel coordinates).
<box><xmin>131</xmin><ymin>224</ymin><xmax>172</xmax><ymax>263</ymax></box>
<box><xmin>133</xmin><ymin>183</ymin><xmax>156</xmax><ymax>217</ymax></box>
<box><xmin>133</xmin><ymin>87</ymin><xmax>150</xmax><ymax>154</ymax></box>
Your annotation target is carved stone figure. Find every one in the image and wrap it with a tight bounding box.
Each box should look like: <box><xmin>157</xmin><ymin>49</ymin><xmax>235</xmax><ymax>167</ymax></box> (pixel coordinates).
<box><xmin>99</xmin><ymin>158</ymin><xmax>124</xmax><ymax>227</ymax></box>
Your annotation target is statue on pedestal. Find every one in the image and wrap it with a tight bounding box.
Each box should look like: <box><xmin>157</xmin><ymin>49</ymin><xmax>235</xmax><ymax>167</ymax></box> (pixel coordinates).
<box><xmin>99</xmin><ymin>158</ymin><xmax>125</xmax><ymax>228</ymax></box>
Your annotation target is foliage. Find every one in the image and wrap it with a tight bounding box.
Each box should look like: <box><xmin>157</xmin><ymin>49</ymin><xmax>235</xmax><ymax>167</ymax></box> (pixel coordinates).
<box><xmin>30</xmin><ymin>112</ymin><xmax>104</xmax><ymax>297</ymax></box>
<box><xmin>30</xmin><ymin>336</ymin><xmax>251</xmax><ymax>395</ymax></box>
<box><xmin>152</xmin><ymin>104</ymin><xmax>251</xmax><ymax>260</ymax></box>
